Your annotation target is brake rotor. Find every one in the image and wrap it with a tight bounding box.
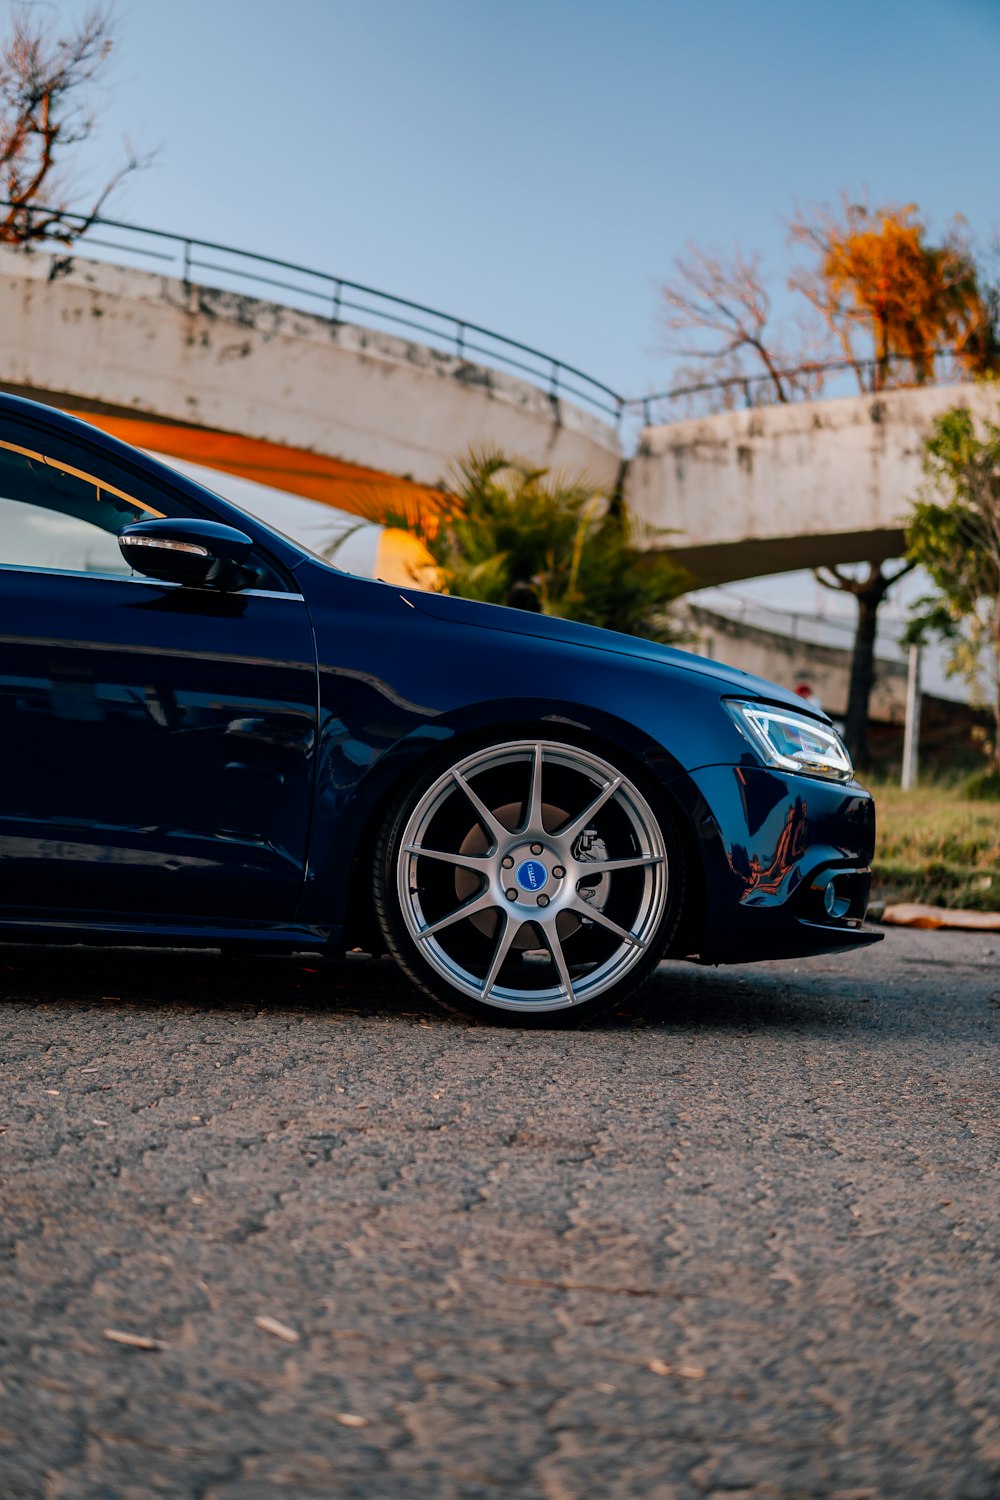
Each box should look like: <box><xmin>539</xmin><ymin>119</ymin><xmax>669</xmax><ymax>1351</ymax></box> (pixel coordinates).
<box><xmin>454</xmin><ymin>801</ymin><xmax>610</xmax><ymax>947</ymax></box>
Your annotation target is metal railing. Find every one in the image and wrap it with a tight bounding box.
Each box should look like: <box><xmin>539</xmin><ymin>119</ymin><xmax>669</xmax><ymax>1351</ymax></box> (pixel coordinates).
<box><xmin>1</xmin><ymin>203</ymin><xmax>626</xmax><ymax>425</ymax></box>
<box><xmin>624</xmin><ymin>351</ymin><xmax>977</xmax><ymax>427</ymax></box>
<box><xmin>686</xmin><ymin>591</ymin><xmax>911</xmax><ymax>656</ymax></box>
<box><xmin>0</xmin><ymin>204</ymin><xmax>980</xmax><ymax>433</ymax></box>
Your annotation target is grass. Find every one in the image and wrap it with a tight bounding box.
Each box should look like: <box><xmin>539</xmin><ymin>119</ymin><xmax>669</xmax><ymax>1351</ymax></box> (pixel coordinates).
<box><xmin>869</xmin><ymin>778</ymin><xmax>1000</xmax><ymax>911</ymax></box>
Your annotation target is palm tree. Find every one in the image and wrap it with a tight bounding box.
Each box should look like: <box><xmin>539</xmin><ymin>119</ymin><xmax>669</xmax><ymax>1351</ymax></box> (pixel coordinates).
<box><xmin>327</xmin><ymin>448</ymin><xmax>690</xmax><ymax>643</ymax></box>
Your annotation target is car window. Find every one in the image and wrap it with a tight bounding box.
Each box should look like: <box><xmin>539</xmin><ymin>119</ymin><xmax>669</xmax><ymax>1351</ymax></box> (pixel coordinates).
<box><xmin>0</xmin><ymin>438</ymin><xmax>163</xmax><ymax>577</ymax></box>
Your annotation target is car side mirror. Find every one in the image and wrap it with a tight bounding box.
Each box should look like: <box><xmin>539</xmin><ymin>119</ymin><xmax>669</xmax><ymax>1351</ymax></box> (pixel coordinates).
<box><xmin>119</xmin><ymin>518</ymin><xmax>254</xmax><ymax>590</ymax></box>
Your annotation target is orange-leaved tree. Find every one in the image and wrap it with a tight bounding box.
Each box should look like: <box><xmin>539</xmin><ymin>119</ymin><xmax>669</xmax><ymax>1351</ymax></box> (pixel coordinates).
<box><xmin>789</xmin><ymin>197</ymin><xmax>991</xmax><ymax>391</ymax></box>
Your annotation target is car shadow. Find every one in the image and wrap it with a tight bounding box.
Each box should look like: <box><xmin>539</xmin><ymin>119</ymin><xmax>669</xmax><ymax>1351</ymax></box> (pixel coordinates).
<box><xmin>0</xmin><ymin>943</ymin><xmax>867</xmax><ymax>1035</ymax></box>
<box><xmin>639</xmin><ymin>959</ymin><xmax>874</xmax><ymax>1034</ymax></box>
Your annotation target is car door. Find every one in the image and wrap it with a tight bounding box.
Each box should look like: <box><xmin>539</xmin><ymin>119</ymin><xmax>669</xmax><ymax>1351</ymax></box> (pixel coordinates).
<box><xmin>0</xmin><ymin>421</ymin><xmax>317</xmax><ymax>921</ymax></box>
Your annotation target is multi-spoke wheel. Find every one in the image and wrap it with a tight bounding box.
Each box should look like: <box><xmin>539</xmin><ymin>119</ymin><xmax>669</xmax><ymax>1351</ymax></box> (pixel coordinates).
<box><xmin>374</xmin><ymin>737</ymin><xmax>682</xmax><ymax>1023</ymax></box>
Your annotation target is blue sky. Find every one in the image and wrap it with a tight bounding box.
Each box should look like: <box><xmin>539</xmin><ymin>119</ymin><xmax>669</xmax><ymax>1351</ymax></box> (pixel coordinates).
<box><xmin>50</xmin><ymin>0</ymin><xmax>1000</xmax><ymax>399</ymax></box>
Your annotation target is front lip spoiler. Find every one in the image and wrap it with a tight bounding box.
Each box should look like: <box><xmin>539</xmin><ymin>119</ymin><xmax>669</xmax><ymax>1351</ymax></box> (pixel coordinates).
<box><xmin>687</xmin><ymin>919</ymin><xmax>883</xmax><ymax>967</ymax></box>
<box><xmin>794</xmin><ymin>917</ymin><xmax>884</xmax><ymax>946</ymax></box>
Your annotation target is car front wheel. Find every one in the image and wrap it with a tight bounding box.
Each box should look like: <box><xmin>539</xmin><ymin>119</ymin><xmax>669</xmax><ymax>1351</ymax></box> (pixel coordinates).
<box><xmin>374</xmin><ymin>737</ymin><xmax>682</xmax><ymax>1024</ymax></box>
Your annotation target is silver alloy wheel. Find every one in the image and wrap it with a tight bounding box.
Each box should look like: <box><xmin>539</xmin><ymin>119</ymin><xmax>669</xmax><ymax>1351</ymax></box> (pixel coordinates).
<box><xmin>396</xmin><ymin>740</ymin><xmax>669</xmax><ymax>1013</ymax></box>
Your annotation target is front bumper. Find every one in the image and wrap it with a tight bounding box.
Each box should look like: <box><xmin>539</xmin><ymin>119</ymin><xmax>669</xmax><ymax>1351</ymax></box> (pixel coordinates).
<box><xmin>671</xmin><ymin>763</ymin><xmax>883</xmax><ymax>965</ymax></box>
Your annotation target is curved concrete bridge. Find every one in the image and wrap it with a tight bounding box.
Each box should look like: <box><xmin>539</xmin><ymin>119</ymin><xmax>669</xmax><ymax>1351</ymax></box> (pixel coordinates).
<box><xmin>623</xmin><ymin>383</ymin><xmax>998</xmax><ymax>586</ymax></box>
<box><xmin>0</xmin><ymin>248</ymin><xmax>621</xmax><ymax>517</ymax></box>
<box><xmin>0</xmin><ymin>245</ymin><xmax>992</xmax><ymax>587</ymax></box>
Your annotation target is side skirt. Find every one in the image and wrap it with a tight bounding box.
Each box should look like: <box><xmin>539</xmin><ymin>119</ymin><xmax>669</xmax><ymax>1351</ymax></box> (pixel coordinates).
<box><xmin>0</xmin><ymin>911</ymin><xmax>342</xmax><ymax>956</ymax></box>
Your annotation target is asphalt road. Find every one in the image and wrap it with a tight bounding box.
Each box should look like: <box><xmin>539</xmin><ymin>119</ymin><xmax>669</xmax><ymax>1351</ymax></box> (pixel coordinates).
<box><xmin>0</xmin><ymin>928</ymin><xmax>997</xmax><ymax>1500</ymax></box>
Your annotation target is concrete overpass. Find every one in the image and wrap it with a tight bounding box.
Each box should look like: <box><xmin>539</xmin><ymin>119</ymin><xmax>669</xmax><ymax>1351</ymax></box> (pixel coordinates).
<box><xmin>0</xmin><ymin>247</ymin><xmax>621</xmax><ymax>521</ymax></box>
<box><xmin>0</xmin><ymin>241</ymin><xmax>993</xmax><ymax>588</ymax></box>
<box><xmin>622</xmin><ymin>381</ymin><xmax>999</xmax><ymax>585</ymax></box>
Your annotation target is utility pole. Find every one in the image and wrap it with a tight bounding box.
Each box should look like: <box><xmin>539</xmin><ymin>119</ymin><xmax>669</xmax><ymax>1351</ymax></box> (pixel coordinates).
<box><xmin>901</xmin><ymin>644</ymin><xmax>922</xmax><ymax>791</ymax></box>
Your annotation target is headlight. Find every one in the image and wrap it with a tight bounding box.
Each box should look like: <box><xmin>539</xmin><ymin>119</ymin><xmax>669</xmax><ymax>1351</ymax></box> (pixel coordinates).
<box><xmin>724</xmin><ymin>699</ymin><xmax>854</xmax><ymax>782</ymax></box>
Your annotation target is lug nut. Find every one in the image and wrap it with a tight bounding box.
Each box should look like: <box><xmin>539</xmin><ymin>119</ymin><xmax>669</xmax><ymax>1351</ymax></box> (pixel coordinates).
<box><xmin>501</xmin><ymin>855</ymin><xmax>515</xmax><ymax>869</ymax></box>
<box><xmin>536</xmin><ymin>894</ymin><xmax>550</xmax><ymax>907</ymax></box>
<box><xmin>552</xmin><ymin>865</ymin><xmax>565</xmax><ymax>879</ymax></box>
<box><xmin>505</xmin><ymin>888</ymin><xmax>518</xmax><ymax>901</ymax></box>
<box><xmin>530</xmin><ymin>843</ymin><xmax>543</xmax><ymax>855</ymax></box>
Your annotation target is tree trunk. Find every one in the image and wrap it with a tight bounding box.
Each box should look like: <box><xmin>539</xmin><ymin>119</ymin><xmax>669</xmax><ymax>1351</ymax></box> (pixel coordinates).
<box><xmin>844</xmin><ymin>586</ymin><xmax>882</xmax><ymax>769</ymax></box>
<box><xmin>815</xmin><ymin>560</ymin><xmax>913</xmax><ymax>773</ymax></box>
<box><xmin>992</xmin><ymin>596</ymin><xmax>1000</xmax><ymax>774</ymax></box>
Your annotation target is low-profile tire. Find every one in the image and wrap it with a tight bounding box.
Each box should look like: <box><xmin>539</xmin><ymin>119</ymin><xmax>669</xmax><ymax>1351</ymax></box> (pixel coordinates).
<box><xmin>373</xmin><ymin>735</ymin><xmax>685</xmax><ymax>1025</ymax></box>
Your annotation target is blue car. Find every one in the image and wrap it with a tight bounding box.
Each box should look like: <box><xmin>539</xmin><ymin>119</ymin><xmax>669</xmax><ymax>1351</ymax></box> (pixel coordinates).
<box><xmin>0</xmin><ymin>394</ymin><xmax>880</xmax><ymax>1023</ymax></box>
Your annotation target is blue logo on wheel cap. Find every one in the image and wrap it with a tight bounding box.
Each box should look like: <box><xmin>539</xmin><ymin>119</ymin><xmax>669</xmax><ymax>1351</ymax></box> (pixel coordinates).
<box><xmin>516</xmin><ymin>859</ymin><xmax>548</xmax><ymax>893</ymax></box>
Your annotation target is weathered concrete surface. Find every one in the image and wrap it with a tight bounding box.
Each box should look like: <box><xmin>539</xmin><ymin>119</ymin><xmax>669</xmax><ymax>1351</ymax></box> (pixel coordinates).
<box><xmin>3</xmin><ymin>246</ymin><xmax>994</xmax><ymax>590</ymax></box>
<box><xmin>0</xmin><ymin>249</ymin><xmax>621</xmax><ymax>492</ymax></box>
<box><xmin>627</xmin><ymin>383</ymin><xmax>1000</xmax><ymax>585</ymax></box>
<box><xmin>1</xmin><ymin>931</ymin><xmax>997</xmax><ymax>1498</ymax></box>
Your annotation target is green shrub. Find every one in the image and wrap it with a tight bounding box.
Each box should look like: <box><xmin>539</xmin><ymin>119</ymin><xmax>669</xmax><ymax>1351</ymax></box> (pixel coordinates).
<box><xmin>960</xmin><ymin>769</ymin><xmax>1000</xmax><ymax>801</ymax></box>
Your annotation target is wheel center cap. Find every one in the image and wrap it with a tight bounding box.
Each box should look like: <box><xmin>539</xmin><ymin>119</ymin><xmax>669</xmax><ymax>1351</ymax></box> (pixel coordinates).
<box><xmin>515</xmin><ymin>858</ymin><xmax>548</xmax><ymax>893</ymax></box>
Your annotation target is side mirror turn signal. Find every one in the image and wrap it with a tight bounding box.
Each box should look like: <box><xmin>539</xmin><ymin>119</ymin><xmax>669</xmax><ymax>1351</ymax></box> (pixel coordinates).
<box><xmin>119</xmin><ymin>518</ymin><xmax>254</xmax><ymax>590</ymax></box>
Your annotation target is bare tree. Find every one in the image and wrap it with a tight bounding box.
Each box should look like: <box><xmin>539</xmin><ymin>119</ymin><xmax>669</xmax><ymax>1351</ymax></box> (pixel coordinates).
<box><xmin>659</xmin><ymin>245</ymin><xmax>825</xmax><ymax>413</ymax></box>
<box><xmin>813</xmin><ymin>560</ymin><xmax>915</xmax><ymax>769</ymax></box>
<box><xmin>0</xmin><ymin>4</ymin><xmax>145</xmax><ymax>246</ymax></box>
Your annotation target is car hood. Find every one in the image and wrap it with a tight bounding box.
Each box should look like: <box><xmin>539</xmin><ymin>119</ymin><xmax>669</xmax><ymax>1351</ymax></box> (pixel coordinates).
<box><xmin>402</xmin><ymin>588</ymin><xmax>822</xmax><ymax>718</ymax></box>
